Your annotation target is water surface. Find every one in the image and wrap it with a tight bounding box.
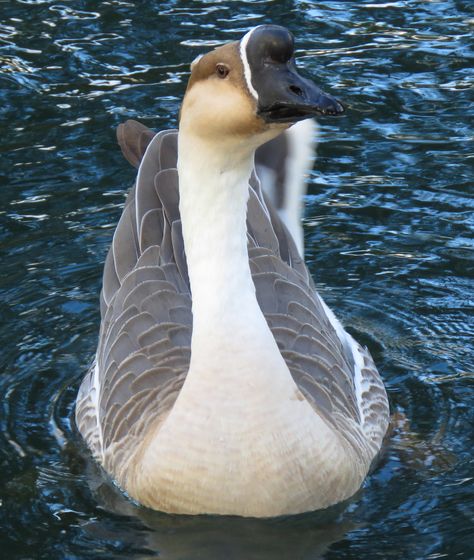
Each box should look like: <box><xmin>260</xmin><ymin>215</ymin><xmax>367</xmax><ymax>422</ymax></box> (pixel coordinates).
<box><xmin>0</xmin><ymin>1</ymin><xmax>473</xmax><ymax>558</ymax></box>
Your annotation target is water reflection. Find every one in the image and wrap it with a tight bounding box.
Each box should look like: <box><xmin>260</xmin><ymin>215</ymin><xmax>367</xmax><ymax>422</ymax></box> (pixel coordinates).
<box><xmin>88</xmin><ymin>474</ymin><xmax>357</xmax><ymax>560</ymax></box>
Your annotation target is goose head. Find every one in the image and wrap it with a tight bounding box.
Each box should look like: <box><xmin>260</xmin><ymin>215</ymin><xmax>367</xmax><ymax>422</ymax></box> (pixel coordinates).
<box><xmin>179</xmin><ymin>24</ymin><xmax>344</xmax><ymax>149</ymax></box>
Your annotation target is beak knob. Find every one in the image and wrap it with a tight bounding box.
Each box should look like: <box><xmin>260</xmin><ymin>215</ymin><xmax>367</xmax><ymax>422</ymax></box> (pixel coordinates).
<box><xmin>241</xmin><ymin>25</ymin><xmax>345</xmax><ymax>123</ymax></box>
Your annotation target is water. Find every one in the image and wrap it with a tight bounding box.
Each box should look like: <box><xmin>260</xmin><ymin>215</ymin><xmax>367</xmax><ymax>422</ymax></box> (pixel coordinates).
<box><xmin>0</xmin><ymin>1</ymin><xmax>472</xmax><ymax>558</ymax></box>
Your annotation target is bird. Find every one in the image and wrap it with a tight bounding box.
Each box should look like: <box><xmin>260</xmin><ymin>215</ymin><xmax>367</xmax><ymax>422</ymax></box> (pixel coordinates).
<box><xmin>76</xmin><ymin>24</ymin><xmax>389</xmax><ymax>518</ymax></box>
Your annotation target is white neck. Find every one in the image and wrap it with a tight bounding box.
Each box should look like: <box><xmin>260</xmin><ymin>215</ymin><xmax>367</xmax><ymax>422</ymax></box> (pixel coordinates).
<box><xmin>178</xmin><ymin>134</ymin><xmax>254</xmax><ymax>331</ymax></box>
<box><xmin>177</xmin><ymin>132</ymin><xmax>285</xmax><ymax>381</ymax></box>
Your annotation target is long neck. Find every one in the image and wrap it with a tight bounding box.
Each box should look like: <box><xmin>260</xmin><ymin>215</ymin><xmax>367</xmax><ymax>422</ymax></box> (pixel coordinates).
<box><xmin>177</xmin><ymin>131</ymin><xmax>281</xmax><ymax>378</ymax></box>
<box><xmin>178</xmin><ymin>133</ymin><xmax>256</xmax><ymax>330</ymax></box>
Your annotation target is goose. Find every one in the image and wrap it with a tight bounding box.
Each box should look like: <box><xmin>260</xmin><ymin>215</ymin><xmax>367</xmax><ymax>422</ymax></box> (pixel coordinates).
<box><xmin>76</xmin><ymin>24</ymin><xmax>389</xmax><ymax>518</ymax></box>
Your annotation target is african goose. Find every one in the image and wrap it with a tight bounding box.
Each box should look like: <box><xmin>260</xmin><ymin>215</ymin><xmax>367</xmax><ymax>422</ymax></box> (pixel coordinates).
<box><xmin>76</xmin><ymin>24</ymin><xmax>389</xmax><ymax>517</ymax></box>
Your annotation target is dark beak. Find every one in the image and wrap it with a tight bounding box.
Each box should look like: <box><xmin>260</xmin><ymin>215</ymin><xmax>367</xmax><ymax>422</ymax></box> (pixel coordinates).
<box><xmin>256</xmin><ymin>62</ymin><xmax>344</xmax><ymax>124</ymax></box>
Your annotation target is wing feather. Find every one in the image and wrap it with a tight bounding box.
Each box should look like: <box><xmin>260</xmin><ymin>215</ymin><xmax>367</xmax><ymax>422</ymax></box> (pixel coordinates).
<box><xmin>76</xmin><ymin>120</ymin><xmax>388</xmax><ymax>472</ymax></box>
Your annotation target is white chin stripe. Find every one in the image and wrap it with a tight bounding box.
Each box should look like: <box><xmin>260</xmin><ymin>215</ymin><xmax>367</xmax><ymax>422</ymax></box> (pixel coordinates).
<box><xmin>191</xmin><ymin>54</ymin><xmax>203</xmax><ymax>69</ymax></box>
<box><xmin>240</xmin><ymin>27</ymin><xmax>260</xmax><ymax>101</ymax></box>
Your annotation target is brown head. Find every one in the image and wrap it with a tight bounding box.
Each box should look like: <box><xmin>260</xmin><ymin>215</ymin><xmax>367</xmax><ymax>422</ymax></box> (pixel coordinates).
<box><xmin>179</xmin><ymin>25</ymin><xmax>344</xmax><ymax>149</ymax></box>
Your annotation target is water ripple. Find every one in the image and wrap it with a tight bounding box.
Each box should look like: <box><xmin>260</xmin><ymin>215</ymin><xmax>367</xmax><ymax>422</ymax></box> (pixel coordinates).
<box><xmin>0</xmin><ymin>0</ymin><xmax>473</xmax><ymax>558</ymax></box>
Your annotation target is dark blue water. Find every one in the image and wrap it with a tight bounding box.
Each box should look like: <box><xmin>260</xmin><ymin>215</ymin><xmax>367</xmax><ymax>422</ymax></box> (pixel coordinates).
<box><xmin>1</xmin><ymin>1</ymin><xmax>473</xmax><ymax>558</ymax></box>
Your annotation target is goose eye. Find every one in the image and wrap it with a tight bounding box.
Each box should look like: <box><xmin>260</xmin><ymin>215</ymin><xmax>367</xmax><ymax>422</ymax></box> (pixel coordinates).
<box><xmin>216</xmin><ymin>64</ymin><xmax>229</xmax><ymax>79</ymax></box>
